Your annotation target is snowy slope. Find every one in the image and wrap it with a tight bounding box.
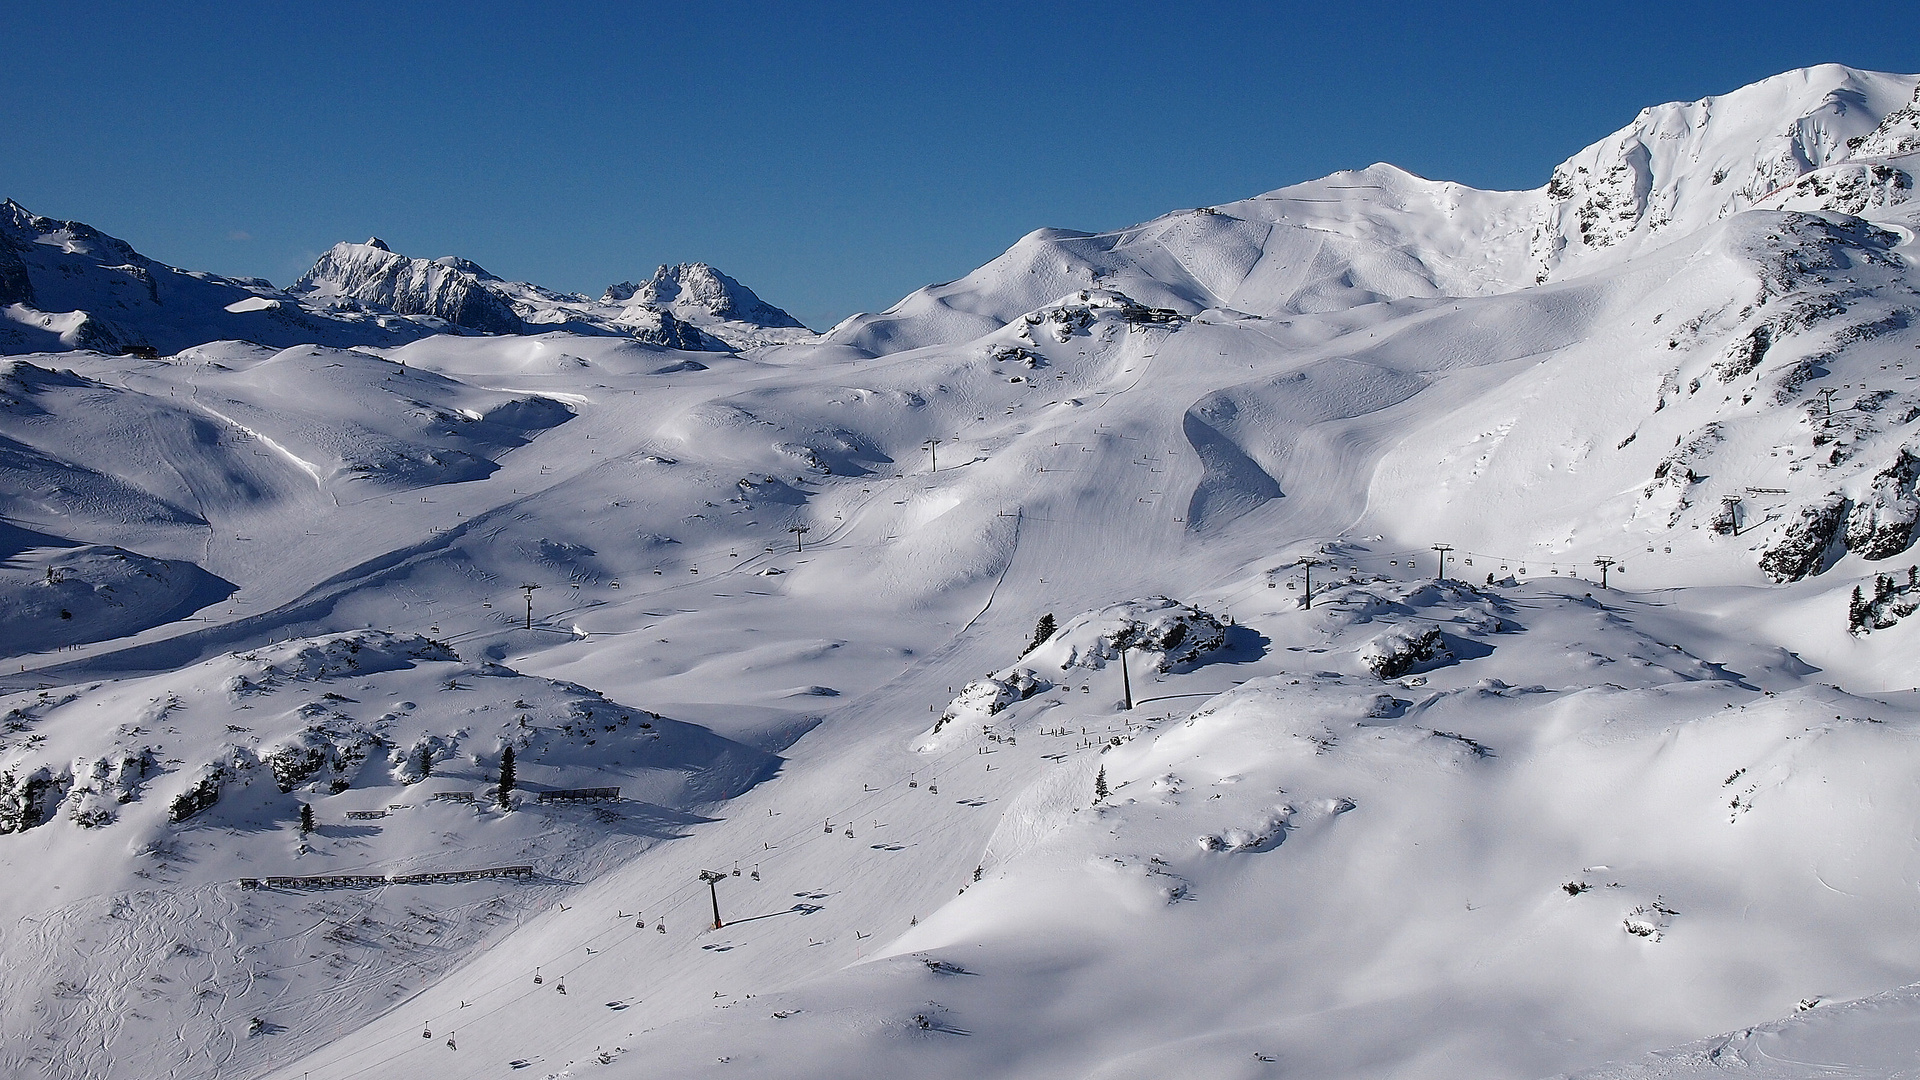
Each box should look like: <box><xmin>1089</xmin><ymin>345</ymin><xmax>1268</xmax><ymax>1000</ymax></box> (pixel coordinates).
<box><xmin>6</xmin><ymin>64</ymin><xmax>1920</xmax><ymax>1080</ymax></box>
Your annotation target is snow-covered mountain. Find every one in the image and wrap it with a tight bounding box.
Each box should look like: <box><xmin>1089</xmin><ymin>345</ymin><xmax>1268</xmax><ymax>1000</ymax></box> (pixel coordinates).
<box><xmin>8</xmin><ymin>64</ymin><xmax>1920</xmax><ymax>1080</ymax></box>
<box><xmin>823</xmin><ymin>65</ymin><xmax>1917</xmax><ymax>357</ymax></box>
<box><xmin>0</xmin><ymin>201</ymin><xmax>445</xmax><ymax>354</ymax></box>
<box><xmin>603</xmin><ymin>263</ymin><xmax>814</xmax><ymax>348</ymax></box>
<box><xmin>290</xmin><ymin>243</ymin><xmax>815</xmax><ymax>350</ymax></box>
<box><xmin>0</xmin><ymin>208</ymin><xmax>812</xmax><ymax>356</ymax></box>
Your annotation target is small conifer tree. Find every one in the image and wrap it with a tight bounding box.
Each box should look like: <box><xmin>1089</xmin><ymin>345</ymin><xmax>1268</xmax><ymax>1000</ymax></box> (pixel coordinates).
<box><xmin>1026</xmin><ymin>613</ymin><xmax>1056</xmax><ymax>656</ymax></box>
<box><xmin>299</xmin><ymin>802</ymin><xmax>314</xmax><ymax>835</ymax></box>
<box><xmin>497</xmin><ymin>745</ymin><xmax>516</xmax><ymax>809</ymax></box>
<box><xmin>1093</xmin><ymin>765</ymin><xmax>1109</xmax><ymax>803</ymax></box>
<box><xmin>1849</xmin><ymin>586</ymin><xmax>1868</xmax><ymax>632</ymax></box>
<box><xmin>418</xmin><ymin>745</ymin><xmax>433</xmax><ymax>780</ymax></box>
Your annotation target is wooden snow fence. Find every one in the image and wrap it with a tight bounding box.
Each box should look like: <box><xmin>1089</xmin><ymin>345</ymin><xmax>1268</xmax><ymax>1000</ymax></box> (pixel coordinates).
<box><xmin>536</xmin><ymin>786</ymin><xmax>620</xmax><ymax>804</ymax></box>
<box><xmin>239</xmin><ymin>865</ymin><xmax>534</xmax><ymax>890</ymax></box>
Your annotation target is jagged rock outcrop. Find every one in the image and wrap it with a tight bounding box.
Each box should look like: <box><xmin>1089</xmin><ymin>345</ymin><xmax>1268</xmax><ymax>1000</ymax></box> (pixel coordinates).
<box><xmin>1759</xmin><ymin>496</ymin><xmax>1849</xmax><ymax>581</ymax></box>
<box><xmin>1851</xmin><ymin>83</ymin><xmax>1920</xmax><ymax>159</ymax></box>
<box><xmin>1845</xmin><ymin>450</ymin><xmax>1920</xmax><ymax>560</ymax></box>
<box><xmin>292</xmin><ymin>240</ymin><xmax>525</xmax><ymax>334</ymax></box>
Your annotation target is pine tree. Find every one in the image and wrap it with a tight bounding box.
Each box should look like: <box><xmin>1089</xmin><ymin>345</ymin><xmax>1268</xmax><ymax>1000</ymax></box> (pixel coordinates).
<box><xmin>1093</xmin><ymin>765</ymin><xmax>1109</xmax><ymax>803</ymax></box>
<box><xmin>418</xmin><ymin>745</ymin><xmax>433</xmax><ymax>780</ymax></box>
<box><xmin>1026</xmin><ymin>613</ymin><xmax>1056</xmax><ymax>655</ymax></box>
<box><xmin>299</xmin><ymin>803</ymin><xmax>314</xmax><ymax>835</ymax></box>
<box><xmin>497</xmin><ymin>745</ymin><xmax>516</xmax><ymax>809</ymax></box>
<box><xmin>1850</xmin><ymin>586</ymin><xmax>1868</xmax><ymax>632</ymax></box>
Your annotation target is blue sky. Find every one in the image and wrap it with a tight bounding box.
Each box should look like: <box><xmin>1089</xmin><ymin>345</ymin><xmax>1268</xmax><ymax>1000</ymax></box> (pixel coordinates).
<box><xmin>4</xmin><ymin>2</ymin><xmax>1914</xmax><ymax>329</ymax></box>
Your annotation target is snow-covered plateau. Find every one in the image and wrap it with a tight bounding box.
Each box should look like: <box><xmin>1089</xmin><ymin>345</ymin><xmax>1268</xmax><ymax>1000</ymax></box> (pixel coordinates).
<box><xmin>8</xmin><ymin>63</ymin><xmax>1920</xmax><ymax>1079</ymax></box>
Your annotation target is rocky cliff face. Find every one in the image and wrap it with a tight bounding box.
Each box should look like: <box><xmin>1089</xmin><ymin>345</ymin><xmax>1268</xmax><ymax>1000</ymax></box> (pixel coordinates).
<box><xmin>291</xmin><ymin>240</ymin><xmax>525</xmax><ymax>334</ymax></box>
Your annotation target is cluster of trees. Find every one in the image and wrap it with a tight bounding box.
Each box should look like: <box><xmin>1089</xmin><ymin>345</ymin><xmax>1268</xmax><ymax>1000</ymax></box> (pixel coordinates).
<box><xmin>1848</xmin><ymin>565</ymin><xmax>1920</xmax><ymax>633</ymax></box>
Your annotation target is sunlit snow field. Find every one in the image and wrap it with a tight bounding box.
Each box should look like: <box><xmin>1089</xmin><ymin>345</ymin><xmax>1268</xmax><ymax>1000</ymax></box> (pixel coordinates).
<box><xmin>5</xmin><ymin>64</ymin><xmax>1920</xmax><ymax>1080</ymax></box>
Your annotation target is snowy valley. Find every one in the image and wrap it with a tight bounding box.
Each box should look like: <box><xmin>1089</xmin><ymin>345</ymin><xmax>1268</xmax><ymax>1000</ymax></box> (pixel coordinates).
<box><xmin>6</xmin><ymin>63</ymin><xmax>1920</xmax><ymax>1080</ymax></box>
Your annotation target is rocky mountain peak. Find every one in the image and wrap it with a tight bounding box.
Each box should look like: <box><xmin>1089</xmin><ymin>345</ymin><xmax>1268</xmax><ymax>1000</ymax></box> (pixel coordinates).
<box><xmin>607</xmin><ymin>262</ymin><xmax>806</xmax><ymax>330</ymax></box>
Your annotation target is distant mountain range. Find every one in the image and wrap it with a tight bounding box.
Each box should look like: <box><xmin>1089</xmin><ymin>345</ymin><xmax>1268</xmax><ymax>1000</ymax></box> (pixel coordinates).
<box><xmin>0</xmin><ymin>203</ymin><xmax>813</xmax><ymax>356</ymax></box>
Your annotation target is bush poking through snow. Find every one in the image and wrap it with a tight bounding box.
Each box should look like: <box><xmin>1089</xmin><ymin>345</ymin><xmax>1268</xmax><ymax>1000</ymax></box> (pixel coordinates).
<box><xmin>1623</xmin><ymin>899</ymin><xmax>1678</xmax><ymax>941</ymax></box>
<box><xmin>1359</xmin><ymin>626</ymin><xmax>1450</xmax><ymax>679</ymax></box>
<box><xmin>933</xmin><ymin>669</ymin><xmax>1044</xmax><ymax>734</ymax></box>
<box><xmin>0</xmin><ymin>766</ymin><xmax>63</xmax><ymax>833</ymax></box>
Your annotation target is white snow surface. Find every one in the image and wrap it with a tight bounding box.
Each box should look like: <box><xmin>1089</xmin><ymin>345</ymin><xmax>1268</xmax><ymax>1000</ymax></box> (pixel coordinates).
<box><xmin>8</xmin><ymin>65</ymin><xmax>1920</xmax><ymax>1080</ymax></box>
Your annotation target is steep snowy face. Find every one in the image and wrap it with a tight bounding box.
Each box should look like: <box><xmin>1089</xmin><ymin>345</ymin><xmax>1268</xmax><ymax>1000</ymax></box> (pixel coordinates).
<box><xmin>291</xmin><ymin>240</ymin><xmax>525</xmax><ymax>334</ymax></box>
<box><xmin>1536</xmin><ymin>65</ymin><xmax>1920</xmax><ymax>280</ymax></box>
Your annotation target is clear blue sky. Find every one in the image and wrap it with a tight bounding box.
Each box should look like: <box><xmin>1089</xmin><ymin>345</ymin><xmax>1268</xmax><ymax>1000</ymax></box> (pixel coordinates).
<box><xmin>4</xmin><ymin>1</ymin><xmax>1914</xmax><ymax>329</ymax></box>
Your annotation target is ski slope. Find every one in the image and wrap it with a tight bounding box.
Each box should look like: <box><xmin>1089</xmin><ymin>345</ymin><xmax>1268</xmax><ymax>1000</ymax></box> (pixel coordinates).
<box><xmin>6</xmin><ymin>64</ymin><xmax>1920</xmax><ymax>1080</ymax></box>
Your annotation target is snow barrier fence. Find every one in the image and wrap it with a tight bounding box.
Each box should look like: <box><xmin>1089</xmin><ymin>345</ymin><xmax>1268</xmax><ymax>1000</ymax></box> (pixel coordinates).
<box><xmin>238</xmin><ymin>865</ymin><xmax>534</xmax><ymax>890</ymax></box>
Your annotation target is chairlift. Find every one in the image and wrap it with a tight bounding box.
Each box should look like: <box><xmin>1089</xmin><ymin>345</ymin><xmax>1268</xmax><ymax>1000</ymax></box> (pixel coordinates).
<box><xmin>751</xmin><ymin>867</ymin><xmax>760</xmax><ymax>881</ymax></box>
<box><xmin>844</xmin><ymin>827</ymin><xmax>853</xmax><ymax>837</ymax></box>
<box><xmin>533</xmin><ymin>969</ymin><xmax>542</xmax><ymax>985</ymax></box>
<box><xmin>657</xmin><ymin>923</ymin><xmax>667</xmax><ymax>933</ymax></box>
<box><xmin>556</xmin><ymin>981</ymin><xmax>566</xmax><ymax>994</ymax></box>
<box><xmin>423</xmin><ymin>1027</ymin><xmax>433</xmax><ymax>1039</ymax></box>
<box><xmin>928</xmin><ymin>783</ymin><xmax>938</xmax><ymax>794</ymax></box>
